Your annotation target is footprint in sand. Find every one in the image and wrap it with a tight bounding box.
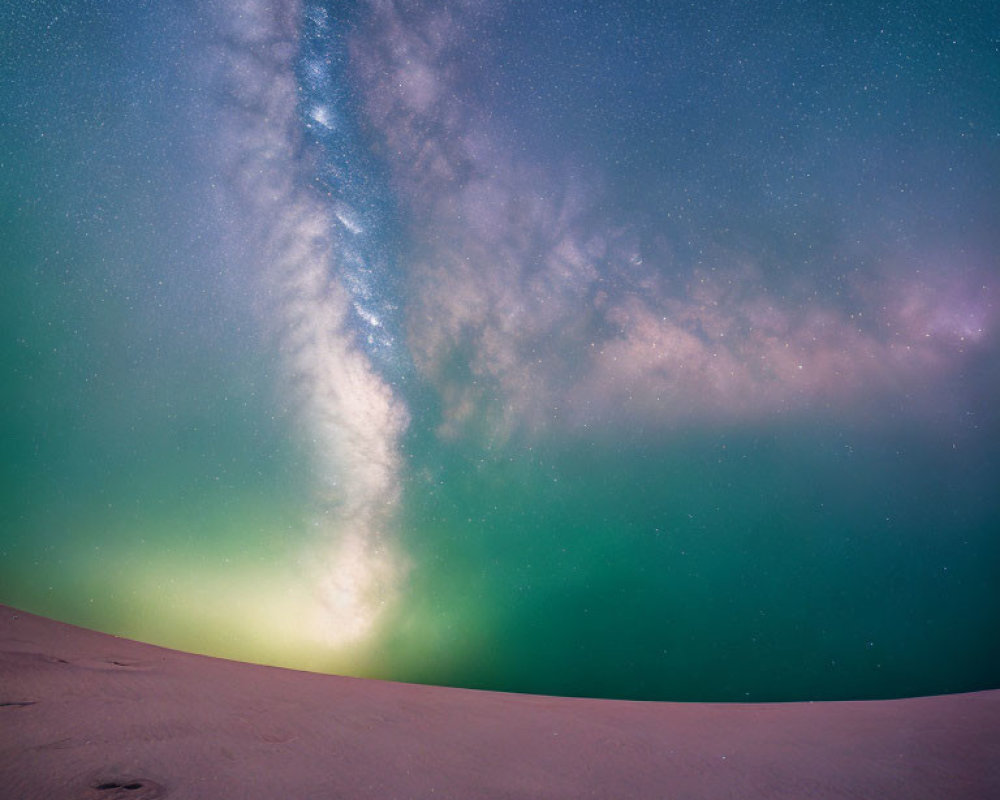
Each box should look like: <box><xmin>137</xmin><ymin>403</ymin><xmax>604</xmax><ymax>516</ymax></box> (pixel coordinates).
<box><xmin>84</xmin><ymin>778</ymin><xmax>164</xmax><ymax>799</ymax></box>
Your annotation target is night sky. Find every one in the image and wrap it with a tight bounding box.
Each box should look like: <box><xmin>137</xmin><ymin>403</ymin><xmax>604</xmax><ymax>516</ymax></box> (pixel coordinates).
<box><xmin>2</xmin><ymin>0</ymin><xmax>998</xmax><ymax>701</ymax></box>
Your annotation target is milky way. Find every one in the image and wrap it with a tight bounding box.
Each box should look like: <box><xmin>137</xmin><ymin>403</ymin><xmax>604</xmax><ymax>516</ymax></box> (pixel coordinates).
<box><xmin>1</xmin><ymin>0</ymin><xmax>998</xmax><ymax>700</ymax></box>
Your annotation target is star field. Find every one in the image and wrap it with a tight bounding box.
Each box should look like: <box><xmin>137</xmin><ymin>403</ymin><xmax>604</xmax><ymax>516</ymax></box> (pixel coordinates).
<box><xmin>1</xmin><ymin>0</ymin><xmax>998</xmax><ymax>700</ymax></box>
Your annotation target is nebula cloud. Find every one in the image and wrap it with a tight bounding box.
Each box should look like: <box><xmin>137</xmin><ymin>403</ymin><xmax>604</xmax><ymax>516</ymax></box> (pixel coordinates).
<box><xmin>207</xmin><ymin>0</ymin><xmax>409</xmax><ymax>645</ymax></box>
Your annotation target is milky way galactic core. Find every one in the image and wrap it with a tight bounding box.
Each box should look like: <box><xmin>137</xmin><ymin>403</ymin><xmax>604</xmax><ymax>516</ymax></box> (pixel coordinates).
<box><xmin>2</xmin><ymin>0</ymin><xmax>998</xmax><ymax>700</ymax></box>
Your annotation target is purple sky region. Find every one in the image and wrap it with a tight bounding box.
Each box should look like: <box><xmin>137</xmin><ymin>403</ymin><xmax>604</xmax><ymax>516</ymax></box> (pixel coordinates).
<box><xmin>350</xmin><ymin>0</ymin><xmax>996</xmax><ymax>439</ymax></box>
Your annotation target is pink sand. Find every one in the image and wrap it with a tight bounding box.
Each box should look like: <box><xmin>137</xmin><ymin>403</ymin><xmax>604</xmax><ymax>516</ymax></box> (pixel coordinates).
<box><xmin>1</xmin><ymin>605</ymin><xmax>997</xmax><ymax>799</ymax></box>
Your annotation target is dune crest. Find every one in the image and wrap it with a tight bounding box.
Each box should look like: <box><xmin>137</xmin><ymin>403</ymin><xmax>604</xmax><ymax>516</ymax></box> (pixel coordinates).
<box><xmin>1</xmin><ymin>606</ymin><xmax>997</xmax><ymax>799</ymax></box>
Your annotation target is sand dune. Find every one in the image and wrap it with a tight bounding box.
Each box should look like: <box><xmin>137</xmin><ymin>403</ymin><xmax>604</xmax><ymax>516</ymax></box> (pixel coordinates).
<box><xmin>1</xmin><ymin>605</ymin><xmax>997</xmax><ymax>799</ymax></box>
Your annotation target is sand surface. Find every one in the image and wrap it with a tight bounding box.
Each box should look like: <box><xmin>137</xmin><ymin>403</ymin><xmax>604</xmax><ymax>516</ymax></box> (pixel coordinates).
<box><xmin>1</xmin><ymin>605</ymin><xmax>997</xmax><ymax>799</ymax></box>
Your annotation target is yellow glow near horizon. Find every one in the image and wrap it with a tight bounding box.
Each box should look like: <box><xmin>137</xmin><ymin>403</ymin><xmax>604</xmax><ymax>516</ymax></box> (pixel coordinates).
<box><xmin>32</xmin><ymin>540</ymin><xmax>398</xmax><ymax>677</ymax></box>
